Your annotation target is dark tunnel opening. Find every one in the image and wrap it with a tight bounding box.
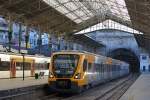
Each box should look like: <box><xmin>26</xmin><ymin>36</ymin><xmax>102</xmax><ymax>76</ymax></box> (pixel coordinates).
<box><xmin>108</xmin><ymin>48</ymin><xmax>140</xmax><ymax>73</ymax></box>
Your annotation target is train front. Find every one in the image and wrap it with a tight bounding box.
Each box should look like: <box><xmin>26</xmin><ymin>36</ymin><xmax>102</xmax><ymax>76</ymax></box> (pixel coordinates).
<box><xmin>48</xmin><ymin>52</ymin><xmax>85</xmax><ymax>93</ymax></box>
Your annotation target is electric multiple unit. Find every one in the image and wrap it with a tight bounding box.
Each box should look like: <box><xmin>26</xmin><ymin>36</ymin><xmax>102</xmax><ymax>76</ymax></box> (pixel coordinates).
<box><xmin>48</xmin><ymin>51</ymin><xmax>129</xmax><ymax>93</ymax></box>
<box><xmin>0</xmin><ymin>53</ymin><xmax>50</xmax><ymax>78</ymax></box>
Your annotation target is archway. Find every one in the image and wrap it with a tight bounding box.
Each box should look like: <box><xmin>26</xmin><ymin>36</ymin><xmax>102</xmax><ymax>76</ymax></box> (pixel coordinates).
<box><xmin>108</xmin><ymin>48</ymin><xmax>140</xmax><ymax>73</ymax></box>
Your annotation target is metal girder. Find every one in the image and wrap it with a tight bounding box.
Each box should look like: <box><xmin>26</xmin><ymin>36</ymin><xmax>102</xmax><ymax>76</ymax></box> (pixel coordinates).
<box><xmin>125</xmin><ymin>0</ymin><xmax>150</xmax><ymax>35</ymax></box>
<box><xmin>0</xmin><ymin>0</ymin><xmax>25</xmax><ymax>9</ymax></box>
<box><xmin>0</xmin><ymin>0</ymin><xmax>148</xmax><ymax>39</ymax></box>
<box><xmin>125</xmin><ymin>0</ymin><xmax>150</xmax><ymax>52</ymax></box>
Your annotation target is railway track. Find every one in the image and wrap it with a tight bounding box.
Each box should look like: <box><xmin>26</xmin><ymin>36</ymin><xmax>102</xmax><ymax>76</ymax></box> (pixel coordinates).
<box><xmin>38</xmin><ymin>93</ymin><xmax>72</xmax><ymax>100</ymax></box>
<box><xmin>39</xmin><ymin>74</ymin><xmax>139</xmax><ymax>100</ymax></box>
<box><xmin>38</xmin><ymin>93</ymin><xmax>58</xmax><ymax>100</ymax></box>
<box><xmin>95</xmin><ymin>74</ymin><xmax>138</xmax><ymax>100</ymax></box>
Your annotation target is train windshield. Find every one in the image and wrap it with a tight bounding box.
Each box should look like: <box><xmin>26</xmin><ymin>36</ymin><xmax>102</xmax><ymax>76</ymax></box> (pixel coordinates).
<box><xmin>53</xmin><ymin>54</ymin><xmax>79</xmax><ymax>78</ymax></box>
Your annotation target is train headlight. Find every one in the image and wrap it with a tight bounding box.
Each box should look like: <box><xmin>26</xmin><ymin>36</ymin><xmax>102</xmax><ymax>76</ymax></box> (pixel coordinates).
<box><xmin>49</xmin><ymin>72</ymin><xmax>54</xmax><ymax>78</ymax></box>
<box><xmin>74</xmin><ymin>73</ymin><xmax>81</xmax><ymax>79</ymax></box>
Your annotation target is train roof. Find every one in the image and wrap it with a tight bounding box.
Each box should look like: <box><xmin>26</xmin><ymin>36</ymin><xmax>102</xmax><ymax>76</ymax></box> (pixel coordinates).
<box><xmin>0</xmin><ymin>52</ymin><xmax>49</xmax><ymax>58</ymax></box>
<box><xmin>0</xmin><ymin>53</ymin><xmax>50</xmax><ymax>63</ymax></box>
<box><xmin>53</xmin><ymin>50</ymin><xmax>85</xmax><ymax>55</ymax></box>
<box><xmin>52</xmin><ymin>50</ymin><xmax>128</xmax><ymax>64</ymax></box>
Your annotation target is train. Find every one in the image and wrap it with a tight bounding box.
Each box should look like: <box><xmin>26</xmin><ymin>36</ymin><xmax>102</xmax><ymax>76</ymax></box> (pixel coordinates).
<box><xmin>48</xmin><ymin>50</ymin><xmax>129</xmax><ymax>93</ymax></box>
<box><xmin>0</xmin><ymin>53</ymin><xmax>50</xmax><ymax>78</ymax></box>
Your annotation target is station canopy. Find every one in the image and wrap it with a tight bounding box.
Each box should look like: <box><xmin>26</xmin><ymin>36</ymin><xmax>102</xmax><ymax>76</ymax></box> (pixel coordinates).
<box><xmin>43</xmin><ymin>0</ymin><xmax>130</xmax><ymax>24</ymax></box>
<box><xmin>42</xmin><ymin>0</ymin><xmax>131</xmax><ymax>33</ymax></box>
<box><xmin>0</xmin><ymin>0</ymin><xmax>150</xmax><ymax>51</ymax></box>
<box><xmin>75</xmin><ymin>19</ymin><xmax>143</xmax><ymax>34</ymax></box>
<box><xmin>0</xmin><ymin>0</ymin><xmax>131</xmax><ymax>34</ymax></box>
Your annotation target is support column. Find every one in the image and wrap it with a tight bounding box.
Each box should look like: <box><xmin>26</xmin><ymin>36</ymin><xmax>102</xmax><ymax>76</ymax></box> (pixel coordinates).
<box><xmin>8</xmin><ymin>15</ymin><xmax>13</xmax><ymax>52</ymax></box>
<box><xmin>10</xmin><ymin>60</ymin><xmax>16</xmax><ymax>78</ymax></box>
<box><xmin>18</xmin><ymin>23</ymin><xmax>22</xmax><ymax>53</ymax></box>
<box><xmin>25</xmin><ymin>25</ymin><xmax>29</xmax><ymax>49</ymax></box>
<box><xmin>37</xmin><ymin>25</ymin><xmax>42</xmax><ymax>54</ymax></box>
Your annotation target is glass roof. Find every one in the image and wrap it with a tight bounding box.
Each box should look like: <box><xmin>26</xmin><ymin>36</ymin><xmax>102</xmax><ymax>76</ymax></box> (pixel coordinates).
<box><xmin>75</xmin><ymin>19</ymin><xmax>143</xmax><ymax>34</ymax></box>
<box><xmin>43</xmin><ymin>0</ymin><xmax>131</xmax><ymax>24</ymax></box>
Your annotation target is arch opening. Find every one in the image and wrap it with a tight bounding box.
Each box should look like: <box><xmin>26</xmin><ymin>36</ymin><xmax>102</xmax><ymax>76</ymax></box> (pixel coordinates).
<box><xmin>108</xmin><ymin>48</ymin><xmax>140</xmax><ymax>73</ymax></box>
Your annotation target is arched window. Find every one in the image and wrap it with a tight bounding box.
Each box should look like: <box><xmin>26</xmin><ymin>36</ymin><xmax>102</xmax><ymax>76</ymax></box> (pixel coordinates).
<box><xmin>149</xmin><ymin>65</ymin><xmax>150</xmax><ymax>72</ymax></box>
<box><xmin>143</xmin><ymin>66</ymin><xmax>146</xmax><ymax>72</ymax></box>
<box><xmin>142</xmin><ymin>56</ymin><xmax>147</xmax><ymax>60</ymax></box>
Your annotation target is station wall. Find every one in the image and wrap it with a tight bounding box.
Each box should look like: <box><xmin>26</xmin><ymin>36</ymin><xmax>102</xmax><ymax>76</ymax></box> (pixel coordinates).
<box><xmin>87</xmin><ymin>29</ymin><xmax>140</xmax><ymax>72</ymax></box>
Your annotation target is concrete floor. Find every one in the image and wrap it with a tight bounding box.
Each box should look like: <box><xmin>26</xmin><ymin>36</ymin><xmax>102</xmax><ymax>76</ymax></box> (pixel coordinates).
<box><xmin>0</xmin><ymin>76</ymin><xmax>48</xmax><ymax>91</ymax></box>
<box><xmin>120</xmin><ymin>73</ymin><xmax>150</xmax><ymax>100</ymax></box>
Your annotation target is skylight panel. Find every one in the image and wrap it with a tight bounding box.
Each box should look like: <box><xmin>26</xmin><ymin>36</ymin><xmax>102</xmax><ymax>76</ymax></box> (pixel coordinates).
<box><xmin>110</xmin><ymin>5</ymin><xmax>118</xmax><ymax>10</ymax></box>
<box><xmin>64</xmin><ymin>2</ymin><xmax>78</xmax><ymax>11</ymax></box>
<box><xmin>75</xmin><ymin>20</ymin><xmax>142</xmax><ymax>35</ymax></box>
<box><xmin>58</xmin><ymin>0</ymin><xmax>70</xmax><ymax>4</ymax></box>
<box><xmin>111</xmin><ymin>9</ymin><xmax>120</xmax><ymax>15</ymax></box>
<box><xmin>121</xmin><ymin>12</ymin><xmax>128</xmax><ymax>17</ymax></box>
<box><xmin>74</xmin><ymin>19</ymin><xmax>83</xmax><ymax>23</ymax></box>
<box><xmin>81</xmin><ymin>5</ymin><xmax>94</xmax><ymax>16</ymax></box>
<box><xmin>105</xmin><ymin>0</ymin><xmax>130</xmax><ymax>21</ymax></box>
<box><xmin>116</xmin><ymin>0</ymin><xmax>126</xmax><ymax>6</ymax></box>
<box><xmin>121</xmin><ymin>7</ymin><xmax>128</xmax><ymax>14</ymax></box>
<box><xmin>117</xmin><ymin>4</ymin><xmax>125</xmax><ymax>9</ymax></box>
<box><xmin>108</xmin><ymin>0</ymin><xmax>117</xmax><ymax>7</ymax></box>
<box><xmin>66</xmin><ymin>13</ymin><xmax>78</xmax><ymax>20</ymax></box>
<box><xmin>91</xmin><ymin>2</ymin><xmax>102</xmax><ymax>10</ymax></box>
<box><xmin>74</xmin><ymin>10</ymin><xmax>85</xmax><ymax>17</ymax></box>
<box><xmin>81</xmin><ymin>16</ymin><xmax>90</xmax><ymax>21</ymax></box>
<box><xmin>73</xmin><ymin>1</ymin><xmax>92</xmax><ymax>16</ymax></box>
<box><xmin>43</xmin><ymin>0</ymin><xmax>130</xmax><ymax>24</ymax></box>
<box><xmin>56</xmin><ymin>6</ymin><xmax>70</xmax><ymax>14</ymax></box>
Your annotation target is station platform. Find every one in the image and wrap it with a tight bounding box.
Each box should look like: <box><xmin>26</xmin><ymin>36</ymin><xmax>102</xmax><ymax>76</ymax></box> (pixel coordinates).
<box><xmin>0</xmin><ymin>76</ymin><xmax>48</xmax><ymax>91</ymax></box>
<box><xmin>120</xmin><ymin>73</ymin><xmax>150</xmax><ymax>100</ymax></box>
<box><xmin>0</xmin><ymin>76</ymin><xmax>48</xmax><ymax>99</ymax></box>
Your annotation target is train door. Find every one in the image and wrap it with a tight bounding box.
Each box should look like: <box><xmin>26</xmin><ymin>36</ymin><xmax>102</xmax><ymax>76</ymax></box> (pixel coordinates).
<box><xmin>10</xmin><ymin>57</ymin><xmax>35</xmax><ymax>78</ymax></box>
<box><xmin>15</xmin><ymin>62</ymin><xmax>31</xmax><ymax>77</ymax></box>
<box><xmin>16</xmin><ymin>61</ymin><xmax>35</xmax><ymax>77</ymax></box>
<box><xmin>10</xmin><ymin>59</ymin><xmax>16</xmax><ymax>78</ymax></box>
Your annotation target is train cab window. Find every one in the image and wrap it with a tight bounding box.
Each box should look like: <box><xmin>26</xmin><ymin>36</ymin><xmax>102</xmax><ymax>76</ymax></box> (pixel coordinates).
<box><xmin>53</xmin><ymin>54</ymin><xmax>79</xmax><ymax>78</ymax></box>
<box><xmin>83</xmin><ymin>60</ymin><xmax>87</xmax><ymax>71</ymax></box>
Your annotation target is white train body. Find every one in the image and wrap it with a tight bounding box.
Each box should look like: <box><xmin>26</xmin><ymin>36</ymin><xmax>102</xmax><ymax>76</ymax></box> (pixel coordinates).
<box><xmin>0</xmin><ymin>53</ymin><xmax>50</xmax><ymax>78</ymax></box>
